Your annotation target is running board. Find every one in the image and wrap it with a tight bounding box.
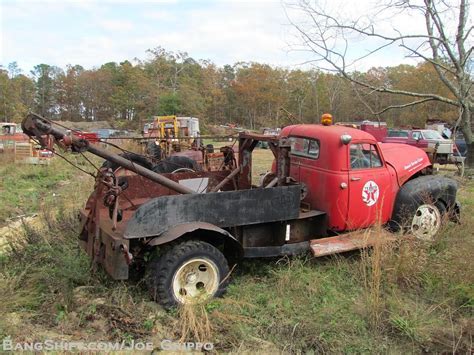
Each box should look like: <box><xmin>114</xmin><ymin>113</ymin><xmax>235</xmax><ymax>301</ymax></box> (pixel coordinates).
<box><xmin>310</xmin><ymin>231</ymin><xmax>393</xmax><ymax>257</ymax></box>
<box><xmin>244</xmin><ymin>241</ymin><xmax>309</xmax><ymax>258</ymax></box>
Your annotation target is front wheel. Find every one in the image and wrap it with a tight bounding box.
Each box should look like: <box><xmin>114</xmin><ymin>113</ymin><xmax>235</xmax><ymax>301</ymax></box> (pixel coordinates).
<box><xmin>410</xmin><ymin>203</ymin><xmax>443</xmax><ymax>241</ymax></box>
<box><xmin>389</xmin><ymin>176</ymin><xmax>456</xmax><ymax>241</ymax></box>
<box><xmin>147</xmin><ymin>240</ymin><xmax>230</xmax><ymax>309</ymax></box>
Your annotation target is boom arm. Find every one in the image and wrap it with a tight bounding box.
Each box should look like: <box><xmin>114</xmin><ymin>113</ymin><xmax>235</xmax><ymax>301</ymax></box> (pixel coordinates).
<box><xmin>21</xmin><ymin>113</ymin><xmax>195</xmax><ymax>195</ymax></box>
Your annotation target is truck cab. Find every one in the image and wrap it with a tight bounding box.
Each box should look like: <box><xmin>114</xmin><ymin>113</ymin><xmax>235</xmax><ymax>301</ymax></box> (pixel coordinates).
<box><xmin>280</xmin><ymin>124</ymin><xmax>432</xmax><ymax>233</ymax></box>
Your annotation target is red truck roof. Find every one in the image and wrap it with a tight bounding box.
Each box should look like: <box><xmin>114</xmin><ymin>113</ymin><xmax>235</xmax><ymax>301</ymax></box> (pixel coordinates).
<box><xmin>284</xmin><ymin>124</ymin><xmax>377</xmax><ymax>143</ymax></box>
<box><xmin>281</xmin><ymin>124</ymin><xmax>379</xmax><ymax>172</ymax></box>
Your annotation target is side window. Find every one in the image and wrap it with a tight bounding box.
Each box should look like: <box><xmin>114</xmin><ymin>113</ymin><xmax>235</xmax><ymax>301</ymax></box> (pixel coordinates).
<box><xmin>350</xmin><ymin>143</ymin><xmax>383</xmax><ymax>169</ymax></box>
<box><xmin>388</xmin><ymin>130</ymin><xmax>409</xmax><ymax>138</ymax></box>
<box><xmin>412</xmin><ymin>132</ymin><xmax>421</xmax><ymax>140</ymax></box>
<box><xmin>290</xmin><ymin>136</ymin><xmax>320</xmax><ymax>159</ymax></box>
<box><xmin>308</xmin><ymin>139</ymin><xmax>320</xmax><ymax>156</ymax></box>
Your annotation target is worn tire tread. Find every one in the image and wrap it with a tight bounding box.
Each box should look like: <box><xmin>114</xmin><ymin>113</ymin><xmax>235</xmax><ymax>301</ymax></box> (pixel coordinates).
<box><xmin>146</xmin><ymin>240</ymin><xmax>229</xmax><ymax>309</ymax></box>
<box><xmin>390</xmin><ymin>175</ymin><xmax>456</xmax><ymax>232</ymax></box>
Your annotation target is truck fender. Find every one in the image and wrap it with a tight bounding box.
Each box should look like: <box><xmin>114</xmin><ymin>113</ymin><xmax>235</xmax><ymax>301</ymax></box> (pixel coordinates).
<box><xmin>147</xmin><ymin>222</ymin><xmax>244</xmax><ymax>261</ymax></box>
<box><xmin>390</xmin><ymin>175</ymin><xmax>458</xmax><ymax>230</ymax></box>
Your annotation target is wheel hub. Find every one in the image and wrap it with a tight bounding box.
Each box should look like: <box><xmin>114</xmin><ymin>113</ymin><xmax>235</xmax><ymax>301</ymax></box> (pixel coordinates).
<box><xmin>186</xmin><ymin>272</ymin><xmax>197</xmax><ymax>284</ymax></box>
<box><xmin>411</xmin><ymin>204</ymin><xmax>441</xmax><ymax>240</ymax></box>
<box><xmin>172</xmin><ymin>258</ymin><xmax>219</xmax><ymax>304</ymax></box>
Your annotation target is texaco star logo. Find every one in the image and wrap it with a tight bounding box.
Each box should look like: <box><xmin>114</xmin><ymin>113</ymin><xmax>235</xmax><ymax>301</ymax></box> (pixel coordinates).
<box><xmin>362</xmin><ymin>180</ymin><xmax>379</xmax><ymax>206</ymax></box>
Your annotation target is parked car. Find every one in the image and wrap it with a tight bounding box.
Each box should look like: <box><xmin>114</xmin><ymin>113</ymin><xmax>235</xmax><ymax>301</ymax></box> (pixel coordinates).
<box><xmin>383</xmin><ymin>129</ymin><xmax>457</xmax><ymax>164</ymax></box>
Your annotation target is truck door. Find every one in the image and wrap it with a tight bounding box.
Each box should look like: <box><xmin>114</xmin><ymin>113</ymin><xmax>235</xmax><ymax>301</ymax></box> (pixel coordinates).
<box><xmin>347</xmin><ymin>143</ymin><xmax>391</xmax><ymax>229</ymax></box>
<box><xmin>409</xmin><ymin>131</ymin><xmax>422</xmax><ymax>147</ymax></box>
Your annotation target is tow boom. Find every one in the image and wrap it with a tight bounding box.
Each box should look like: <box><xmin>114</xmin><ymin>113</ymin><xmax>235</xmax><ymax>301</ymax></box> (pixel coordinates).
<box><xmin>21</xmin><ymin>113</ymin><xmax>195</xmax><ymax>195</ymax></box>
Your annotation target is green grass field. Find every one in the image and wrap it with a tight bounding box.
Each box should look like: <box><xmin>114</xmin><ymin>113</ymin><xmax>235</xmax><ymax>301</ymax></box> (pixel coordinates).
<box><xmin>0</xmin><ymin>150</ymin><xmax>472</xmax><ymax>353</ymax></box>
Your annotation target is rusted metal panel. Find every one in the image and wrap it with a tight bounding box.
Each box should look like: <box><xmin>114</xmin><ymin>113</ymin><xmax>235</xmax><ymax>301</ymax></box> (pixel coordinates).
<box><xmin>115</xmin><ymin>170</ymin><xmax>235</xmax><ymax>202</ymax></box>
<box><xmin>287</xmin><ymin>210</ymin><xmax>327</xmax><ymax>243</ymax></box>
<box><xmin>101</xmin><ymin>231</ymin><xmax>130</xmax><ymax>280</ymax></box>
<box><xmin>309</xmin><ymin>231</ymin><xmax>394</xmax><ymax>257</ymax></box>
<box><xmin>238</xmin><ymin>133</ymin><xmax>285</xmax><ymax>188</ymax></box>
<box><xmin>124</xmin><ymin>185</ymin><xmax>301</xmax><ymax>239</ymax></box>
<box><xmin>80</xmin><ymin>207</ymin><xmax>130</xmax><ymax>280</ymax></box>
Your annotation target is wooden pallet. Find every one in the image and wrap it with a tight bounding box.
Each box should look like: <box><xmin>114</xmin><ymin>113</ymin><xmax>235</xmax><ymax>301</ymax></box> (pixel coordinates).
<box><xmin>14</xmin><ymin>142</ymin><xmax>33</xmax><ymax>162</ymax></box>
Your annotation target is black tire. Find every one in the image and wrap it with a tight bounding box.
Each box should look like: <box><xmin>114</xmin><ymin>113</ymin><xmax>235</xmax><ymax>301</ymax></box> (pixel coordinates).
<box><xmin>146</xmin><ymin>141</ymin><xmax>163</xmax><ymax>160</ymax></box>
<box><xmin>389</xmin><ymin>175</ymin><xmax>455</xmax><ymax>239</ymax></box>
<box><xmin>152</xmin><ymin>156</ymin><xmax>201</xmax><ymax>174</ymax></box>
<box><xmin>147</xmin><ymin>240</ymin><xmax>230</xmax><ymax>309</ymax></box>
<box><xmin>206</xmin><ymin>144</ymin><xmax>214</xmax><ymax>153</ymax></box>
<box><xmin>101</xmin><ymin>152</ymin><xmax>153</xmax><ymax>171</ymax></box>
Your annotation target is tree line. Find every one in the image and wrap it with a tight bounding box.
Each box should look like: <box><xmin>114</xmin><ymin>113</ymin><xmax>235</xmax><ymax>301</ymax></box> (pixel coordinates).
<box><xmin>0</xmin><ymin>47</ymin><xmax>459</xmax><ymax>130</ymax></box>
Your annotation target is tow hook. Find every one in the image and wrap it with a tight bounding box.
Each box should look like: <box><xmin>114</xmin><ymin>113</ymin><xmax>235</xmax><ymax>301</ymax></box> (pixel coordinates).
<box><xmin>120</xmin><ymin>244</ymin><xmax>133</xmax><ymax>265</ymax></box>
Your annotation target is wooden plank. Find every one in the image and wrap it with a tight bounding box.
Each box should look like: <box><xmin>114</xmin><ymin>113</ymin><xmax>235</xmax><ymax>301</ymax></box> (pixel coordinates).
<box><xmin>310</xmin><ymin>230</ymin><xmax>394</xmax><ymax>257</ymax></box>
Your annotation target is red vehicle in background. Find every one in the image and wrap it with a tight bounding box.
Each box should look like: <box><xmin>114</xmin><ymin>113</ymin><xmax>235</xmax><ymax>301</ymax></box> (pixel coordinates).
<box><xmin>0</xmin><ymin>123</ymin><xmax>29</xmax><ymax>152</ymax></box>
<box><xmin>382</xmin><ymin>129</ymin><xmax>458</xmax><ymax>165</ymax></box>
<box><xmin>336</xmin><ymin>121</ymin><xmax>388</xmax><ymax>142</ymax></box>
<box><xmin>343</xmin><ymin>122</ymin><xmax>464</xmax><ymax>174</ymax></box>
<box><xmin>72</xmin><ymin>131</ymin><xmax>100</xmax><ymax>143</ymax></box>
<box><xmin>359</xmin><ymin>122</ymin><xmax>388</xmax><ymax>142</ymax></box>
<box><xmin>0</xmin><ymin>122</ymin><xmax>53</xmax><ymax>164</ymax></box>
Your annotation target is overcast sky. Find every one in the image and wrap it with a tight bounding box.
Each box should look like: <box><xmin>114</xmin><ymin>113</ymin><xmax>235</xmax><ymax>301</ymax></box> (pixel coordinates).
<box><xmin>0</xmin><ymin>0</ymin><xmax>430</xmax><ymax>73</ymax></box>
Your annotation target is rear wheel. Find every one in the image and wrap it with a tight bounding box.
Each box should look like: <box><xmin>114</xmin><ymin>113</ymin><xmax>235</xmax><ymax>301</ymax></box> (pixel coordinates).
<box><xmin>172</xmin><ymin>258</ymin><xmax>219</xmax><ymax>303</ymax></box>
<box><xmin>147</xmin><ymin>240</ymin><xmax>229</xmax><ymax>309</ymax></box>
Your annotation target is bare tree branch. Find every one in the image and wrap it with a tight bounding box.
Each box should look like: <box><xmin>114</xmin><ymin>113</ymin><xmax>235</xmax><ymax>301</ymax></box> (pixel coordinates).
<box><xmin>374</xmin><ymin>98</ymin><xmax>436</xmax><ymax>115</ymax></box>
<box><xmin>286</xmin><ymin>0</ymin><xmax>474</xmax><ymax>164</ymax></box>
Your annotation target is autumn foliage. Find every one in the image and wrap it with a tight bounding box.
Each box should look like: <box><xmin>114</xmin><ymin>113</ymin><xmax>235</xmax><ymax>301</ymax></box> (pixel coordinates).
<box><xmin>0</xmin><ymin>48</ymin><xmax>458</xmax><ymax>129</ymax></box>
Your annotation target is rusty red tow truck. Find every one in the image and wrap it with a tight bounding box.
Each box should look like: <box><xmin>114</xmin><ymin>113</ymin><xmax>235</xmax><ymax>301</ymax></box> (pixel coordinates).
<box><xmin>22</xmin><ymin>113</ymin><xmax>459</xmax><ymax>308</ymax></box>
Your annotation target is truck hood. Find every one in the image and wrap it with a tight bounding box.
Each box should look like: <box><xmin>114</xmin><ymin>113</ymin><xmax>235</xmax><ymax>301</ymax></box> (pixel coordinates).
<box><xmin>379</xmin><ymin>143</ymin><xmax>432</xmax><ymax>185</ymax></box>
